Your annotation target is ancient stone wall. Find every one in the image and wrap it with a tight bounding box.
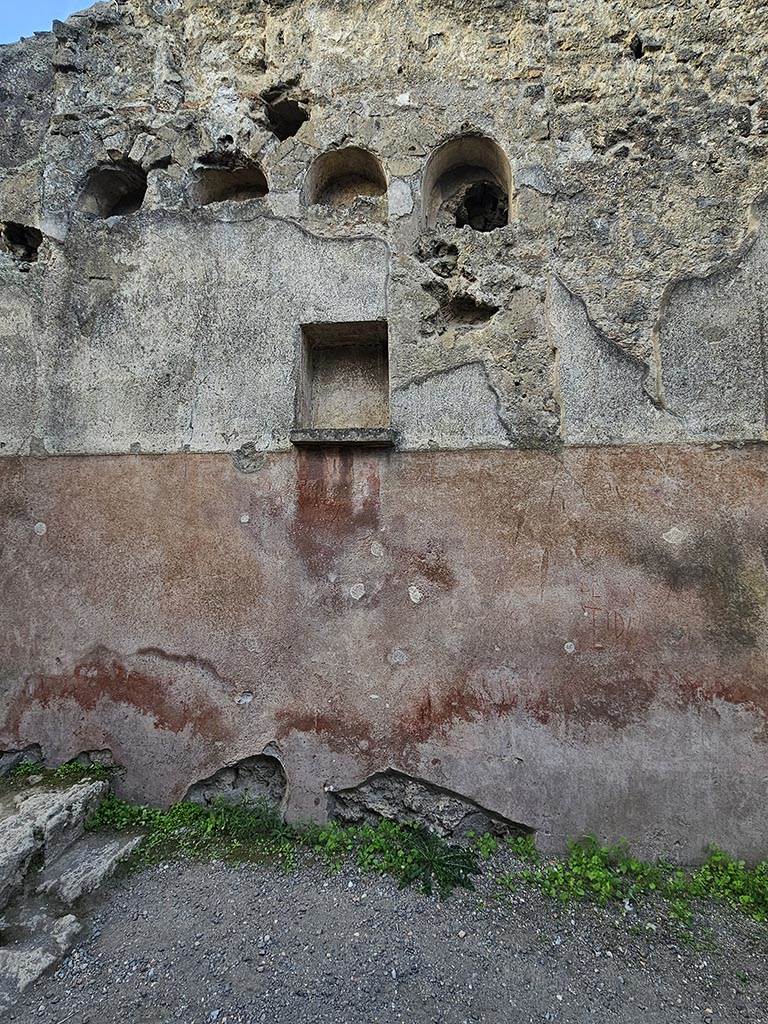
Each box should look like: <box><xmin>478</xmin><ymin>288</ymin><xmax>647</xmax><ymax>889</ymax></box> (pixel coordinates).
<box><xmin>1</xmin><ymin>0</ymin><xmax>767</xmax><ymax>858</ymax></box>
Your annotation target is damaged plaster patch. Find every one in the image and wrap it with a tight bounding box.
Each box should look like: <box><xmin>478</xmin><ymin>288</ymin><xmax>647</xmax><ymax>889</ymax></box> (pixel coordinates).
<box><xmin>232</xmin><ymin>442</ymin><xmax>266</xmax><ymax>473</ymax></box>
<box><xmin>422</xmin><ymin>280</ymin><xmax>499</xmax><ymax>338</ymax></box>
<box><xmin>388</xmin><ymin>647</ymin><xmax>408</xmax><ymax>666</ymax></box>
<box><xmin>185</xmin><ymin>754</ymin><xmax>286</xmax><ymax>807</ymax></box>
<box><xmin>73</xmin><ymin>749</ymin><xmax>121</xmax><ymax>770</ymax></box>
<box><xmin>663</xmin><ymin>526</ymin><xmax>688</xmax><ymax>546</ymax></box>
<box><xmin>550</xmin><ymin>278</ymin><xmax>676</xmax><ymax>445</ymax></box>
<box><xmin>71</xmin><ymin>749</ymin><xmax>127</xmax><ymax>780</ymax></box>
<box><xmin>0</xmin><ymin>746</ymin><xmax>43</xmax><ymax>777</ymax></box>
<box><xmin>415</xmin><ymin>237</ymin><xmax>458</xmax><ymax>279</ymax></box>
<box><xmin>656</xmin><ymin>203</ymin><xmax>768</xmax><ymax>441</ymax></box>
<box><xmin>515</xmin><ymin>164</ymin><xmax>557</xmax><ymax>196</ymax></box>
<box><xmin>392</xmin><ymin>362</ymin><xmax>513</xmax><ymax>450</ymax></box>
<box><xmin>328</xmin><ymin>769</ymin><xmax>531</xmax><ymax>841</ymax></box>
<box><xmin>388</xmin><ymin>179</ymin><xmax>414</xmax><ymax>218</ymax></box>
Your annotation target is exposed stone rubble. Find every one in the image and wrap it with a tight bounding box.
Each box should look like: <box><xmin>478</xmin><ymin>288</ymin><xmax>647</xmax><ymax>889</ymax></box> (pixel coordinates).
<box><xmin>185</xmin><ymin>753</ymin><xmax>287</xmax><ymax>807</ymax></box>
<box><xmin>0</xmin><ymin>780</ymin><xmax>108</xmax><ymax>908</ymax></box>
<box><xmin>36</xmin><ymin>832</ymin><xmax>144</xmax><ymax>906</ymax></box>
<box><xmin>0</xmin><ymin>902</ymin><xmax>82</xmax><ymax>1014</ymax></box>
<box><xmin>0</xmin><ymin>748</ymin><xmax>42</xmax><ymax>779</ymax></box>
<box><xmin>329</xmin><ymin>770</ymin><xmax>531</xmax><ymax>841</ymax></box>
<box><xmin>0</xmin><ymin>779</ymin><xmax>143</xmax><ymax>1013</ymax></box>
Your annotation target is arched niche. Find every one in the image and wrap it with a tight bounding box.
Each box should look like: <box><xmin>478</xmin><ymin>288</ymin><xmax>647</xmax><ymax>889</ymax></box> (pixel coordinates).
<box><xmin>77</xmin><ymin>159</ymin><xmax>148</xmax><ymax>218</ymax></box>
<box><xmin>422</xmin><ymin>135</ymin><xmax>512</xmax><ymax>232</ymax></box>
<box><xmin>187</xmin><ymin>153</ymin><xmax>269</xmax><ymax>207</ymax></box>
<box><xmin>305</xmin><ymin>146</ymin><xmax>387</xmax><ymax>208</ymax></box>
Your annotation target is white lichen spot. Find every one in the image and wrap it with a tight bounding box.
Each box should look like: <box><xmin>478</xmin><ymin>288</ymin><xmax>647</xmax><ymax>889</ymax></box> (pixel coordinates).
<box><xmin>370</xmin><ymin>541</ymin><xmax>385</xmax><ymax>558</ymax></box>
<box><xmin>239</xmin><ymin>513</ymin><xmax>250</xmax><ymax>524</ymax></box>
<box><xmin>408</xmin><ymin>585</ymin><xmax>423</xmax><ymax>604</ymax></box>
<box><xmin>564</xmin><ymin>641</ymin><xmax>576</xmax><ymax>654</ymax></box>
<box><xmin>662</xmin><ymin>526</ymin><xmax>688</xmax><ymax>546</ymax></box>
<box><xmin>349</xmin><ymin>582</ymin><xmax>366</xmax><ymax>600</ymax></box>
<box><xmin>396</xmin><ymin>92</ymin><xmax>411</xmax><ymax>106</ymax></box>
<box><xmin>33</xmin><ymin>522</ymin><xmax>47</xmax><ymax>536</ymax></box>
<box><xmin>388</xmin><ymin>647</ymin><xmax>408</xmax><ymax>666</ymax></box>
<box><xmin>235</xmin><ymin>691</ymin><xmax>254</xmax><ymax>705</ymax></box>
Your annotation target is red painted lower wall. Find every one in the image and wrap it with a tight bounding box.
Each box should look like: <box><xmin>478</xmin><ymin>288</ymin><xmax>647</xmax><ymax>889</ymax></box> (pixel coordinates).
<box><xmin>1</xmin><ymin>445</ymin><xmax>766</xmax><ymax>859</ymax></box>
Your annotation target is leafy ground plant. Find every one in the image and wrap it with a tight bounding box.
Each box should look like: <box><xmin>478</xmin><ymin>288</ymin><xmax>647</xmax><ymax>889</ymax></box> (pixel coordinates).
<box><xmin>500</xmin><ymin>835</ymin><xmax>768</xmax><ymax>924</ymax></box>
<box><xmin>505</xmin><ymin>834</ymin><xmax>540</xmax><ymax>863</ymax></box>
<box><xmin>6</xmin><ymin>758</ymin><xmax>111</xmax><ymax>785</ymax></box>
<box><xmin>349</xmin><ymin>819</ymin><xmax>479</xmax><ymax>896</ymax></box>
<box><xmin>87</xmin><ymin>794</ymin><xmax>297</xmax><ymax>868</ymax></box>
<box><xmin>87</xmin><ymin>795</ymin><xmax>480</xmax><ymax>897</ymax></box>
<box><xmin>11</xmin><ymin>762</ymin><xmax>768</xmax><ymax>919</ymax></box>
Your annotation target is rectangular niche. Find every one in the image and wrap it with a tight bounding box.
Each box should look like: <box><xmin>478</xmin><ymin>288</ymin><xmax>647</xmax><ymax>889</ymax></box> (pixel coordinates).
<box><xmin>292</xmin><ymin>320</ymin><xmax>393</xmax><ymax>446</ymax></box>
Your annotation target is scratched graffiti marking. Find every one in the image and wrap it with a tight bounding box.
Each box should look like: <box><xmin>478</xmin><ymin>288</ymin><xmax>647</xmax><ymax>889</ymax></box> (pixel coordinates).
<box><xmin>578</xmin><ymin>581</ymin><xmax>640</xmax><ymax>648</ymax></box>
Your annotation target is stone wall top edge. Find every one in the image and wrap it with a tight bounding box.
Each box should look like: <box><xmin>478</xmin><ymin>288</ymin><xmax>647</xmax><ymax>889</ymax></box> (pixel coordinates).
<box><xmin>2</xmin><ymin>438</ymin><xmax>768</xmax><ymax>464</ymax></box>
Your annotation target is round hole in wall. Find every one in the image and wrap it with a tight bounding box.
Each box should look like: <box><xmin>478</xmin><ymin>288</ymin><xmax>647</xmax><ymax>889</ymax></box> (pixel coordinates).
<box><xmin>305</xmin><ymin>146</ymin><xmax>387</xmax><ymax>208</ymax></box>
<box><xmin>188</xmin><ymin>153</ymin><xmax>269</xmax><ymax>206</ymax></box>
<box><xmin>422</xmin><ymin>134</ymin><xmax>512</xmax><ymax>232</ymax></box>
<box><xmin>77</xmin><ymin>160</ymin><xmax>148</xmax><ymax>218</ymax></box>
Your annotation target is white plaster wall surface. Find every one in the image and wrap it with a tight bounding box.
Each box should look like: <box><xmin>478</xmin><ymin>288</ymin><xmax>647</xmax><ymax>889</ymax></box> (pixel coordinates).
<box><xmin>34</xmin><ymin>216</ymin><xmax>387</xmax><ymax>454</ymax></box>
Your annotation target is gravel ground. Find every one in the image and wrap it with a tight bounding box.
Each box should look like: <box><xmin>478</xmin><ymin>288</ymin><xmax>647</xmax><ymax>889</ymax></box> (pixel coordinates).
<box><xmin>9</xmin><ymin>851</ymin><xmax>768</xmax><ymax>1024</ymax></box>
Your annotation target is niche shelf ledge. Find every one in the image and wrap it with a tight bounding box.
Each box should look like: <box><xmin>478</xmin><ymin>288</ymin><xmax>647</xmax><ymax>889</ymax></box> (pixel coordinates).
<box><xmin>290</xmin><ymin>427</ymin><xmax>395</xmax><ymax>448</ymax></box>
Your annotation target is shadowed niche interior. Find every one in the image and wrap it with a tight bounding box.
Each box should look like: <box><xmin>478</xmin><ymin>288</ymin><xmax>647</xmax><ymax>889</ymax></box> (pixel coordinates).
<box><xmin>185</xmin><ymin>754</ymin><xmax>286</xmax><ymax>807</ymax></box>
<box><xmin>262</xmin><ymin>85</ymin><xmax>310</xmax><ymax>141</ymax></box>
<box><xmin>0</xmin><ymin>222</ymin><xmax>43</xmax><ymax>263</ymax></box>
<box><xmin>77</xmin><ymin>160</ymin><xmax>148</xmax><ymax>218</ymax></box>
<box><xmin>187</xmin><ymin>153</ymin><xmax>269</xmax><ymax>206</ymax></box>
<box><xmin>296</xmin><ymin>321</ymin><xmax>390</xmax><ymax>431</ymax></box>
<box><xmin>423</xmin><ymin>135</ymin><xmax>511</xmax><ymax>232</ymax></box>
<box><xmin>305</xmin><ymin>147</ymin><xmax>387</xmax><ymax>208</ymax></box>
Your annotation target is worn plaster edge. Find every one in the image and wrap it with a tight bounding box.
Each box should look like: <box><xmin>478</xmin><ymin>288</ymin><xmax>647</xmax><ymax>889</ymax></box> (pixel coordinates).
<box><xmin>650</xmin><ymin>191</ymin><xmax>768</xmax><ymax>416</ymax></box>
<box><xmin>43</xmin><ymin>204</ymin><xmax>394</xmax><ymax>250</ymax></box>
<box><xmin>546</xmin><ymin>273</ymin><xmax>679</xmax><ymax>446</ymax></box>
<box><xmin>4</xmin><ymin>437</ymin><xmax>768</xmax><ymax>462</ymax></box>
